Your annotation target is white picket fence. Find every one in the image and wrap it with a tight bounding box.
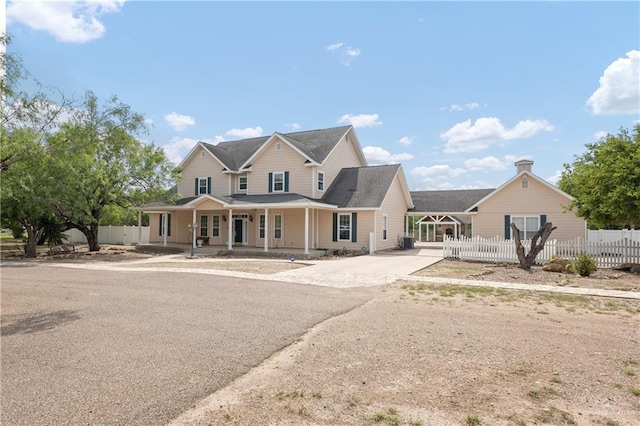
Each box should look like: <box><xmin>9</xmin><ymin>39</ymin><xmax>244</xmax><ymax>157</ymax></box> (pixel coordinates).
<box><xmin>443</xmin><ymin>236</ymin><xmax>640</xmax><ymax>268</ymax></box>
<box><xmin>63</xmin><ymin>226</ymin><xmax>150</xmax><ymax>245</ymax></box>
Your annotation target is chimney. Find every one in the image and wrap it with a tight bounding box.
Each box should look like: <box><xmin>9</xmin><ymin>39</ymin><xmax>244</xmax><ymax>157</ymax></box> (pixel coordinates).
<box><xmin>515</xmin><ymin>159</ymin><xmax>533</xmax><ymax>174</ymax></box>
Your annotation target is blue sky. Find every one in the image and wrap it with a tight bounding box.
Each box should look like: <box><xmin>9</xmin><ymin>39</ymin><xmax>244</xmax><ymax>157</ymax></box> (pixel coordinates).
<box><xmin>4</xmin><ymin>1</ymin><xmax>639</xmax><ymax>191</ymax></box>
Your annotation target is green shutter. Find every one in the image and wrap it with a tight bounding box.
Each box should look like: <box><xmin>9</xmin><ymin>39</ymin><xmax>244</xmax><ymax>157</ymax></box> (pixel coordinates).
<box><xmin>268</xmin><ymin>172</ymin><xmax>273</xmax><ymax>193</ymax></box>
<box><xmin>167</xmin><ymin>214</ymin><xmax>171</xmax><ymax>237</ymax></box>
<box><xmin>540</xmin><ymin>214</ymin><xmax>547</xmax><ymax>227</ymax></box>
<box><xmin>284</xmin><ymin>171</ymin><xmax>289</xmax><ymax>192</ymax></box>
<box><xmin>332</xmin><ymin>213</ymin><xmax>338</xmax><ymax>242</ymax></box>
<box><xmin>351</xmin><ymin>212</ymin><xmax>357</xmax><ymax>243</ymax></box>
<box><xmin>195</xmin><ymin>178</ymin><xmax>198</xmax><ymax>196</ymax></box>
<box><xmin>207</xmin><ymin>177</ymin><xmax>211</xmax><ymax>194</ymax></box>
<box><xmin>159</xmin><ymin>214</ymin><xmax>163</xmax><ymax>236</ymax></box>
<box><xmin>504</xmin><ymin>215</ymin><xmax>511</xmax><ymax>239</ymax></box>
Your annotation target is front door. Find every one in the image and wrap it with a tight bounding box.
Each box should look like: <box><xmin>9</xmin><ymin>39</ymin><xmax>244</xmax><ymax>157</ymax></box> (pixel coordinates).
<box><xmin>234</xmin><ymin>219</ymin><xmax>243</xmax><ymax>243</ymax></box>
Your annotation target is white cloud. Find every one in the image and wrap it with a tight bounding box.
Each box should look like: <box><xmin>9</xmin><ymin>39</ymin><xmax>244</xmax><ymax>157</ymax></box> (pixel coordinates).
<box><xmin>225</xmin><ymin>126</ymin><xmax>263</xmax><ymax>139</ymax></box>
<box><xmin>285</xmin><ymin>123</ymin><xmax>301</xmax><ymax>131</ymax></box>
<box><xmin>163</xmin><ymin>136</ymin><xmax>222</xmax><ymax>164</ymax></box>
<box><xmin>594</xmin><ymin>130</ymin><xmax>608</xmax><ymax>140</ymax></box>
<box><xmin>441</xmin><ymin>117</ymin><xmax>554</xmax><ymax>153</ymax></box>
<box><xmin>547</xmin><ymin>171</ymin><xmax>563</xmax><ymax>185</ymax></box>
<box><xmin>586</xmin><ymin>50</ymin><xmax>640</xmax><ymax>115</ymax></box>
<box><xmin>439</xmin><ymin>102</ymin><xmax>480</xmax><ymax>112</ymax></box>
<box><xmin>164</xmin><ymin>112</ymin><xmax>196</xmax><ymax>131</ymax></box>
<box><xmin>411</xmin><ymin>165</ymin><xmax>466</xmax><ymax>179</ymax></box>
<box><xmin>7</xmin><ymin>0</ymin><xmax>125</xmax><ymax>43</ymax></box>
<box><xmin>464</xmin><ymin>156</ymin><xmax>508</xmax><ymax>171</ymax></box>
<box><xmin>327</xmin><ymin>42</ymin><xmax>361</xmax><ymax>66</ymax></box>
<box><xmin>397</xmin><ymin>136</ymin><xmax>414</xmax><ymax>146</ymax></box>
<box><xmin>144</xmin><ymin>117</ymin><xmax>154</xmax><ymax>126</ymax></box>
<box><xmin>338</xmin><ymin>113</ymin><xmax>382</xmax><ymax>128</ymax></box>
<box><xmin>362</xmin><ymin>146</ymin><xmax>413</xmax><ymax>165</ymax></box>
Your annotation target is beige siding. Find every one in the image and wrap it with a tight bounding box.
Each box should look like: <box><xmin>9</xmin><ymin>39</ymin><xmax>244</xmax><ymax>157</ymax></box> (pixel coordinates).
<box><xmin>250</xmin><ymin>138</ymin><xmax>312</xmax><ymax>196</ymax></box>
<box><xmin>178</xmin><ymin>148</ymin><xmax>228</xmax><ymax>197</ymax></box>
<box><xmin>473</xmin><ymin>176</ymin><xmax>585</xmax><ymax>240</ymax></box>
<box><xmin>317</xmin><ymin>134</ymin><xmax>366</xmax><ymax>197</ymax></box>
<box><xmin>316</xmin><ymin>210</ymin><xmax>374</xmax><ymax>252</ymax></box>
<box><xmin>376</xmin><ymin>175</ymin><xmax>411</xmax><ymax>250</ymax></box>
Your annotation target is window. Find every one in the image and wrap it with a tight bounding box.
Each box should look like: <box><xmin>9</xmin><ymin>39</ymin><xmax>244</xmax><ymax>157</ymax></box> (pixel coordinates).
<box><xmin>273</xmin><ymin>172</ymin><xmax>284</xmax><ymax>192</ymax></box>
<box><xmin>339</xmin><ymin>214</ymin><xmax>351</xmax><ymax>241</ymax></box>
<box><xmin>512</xmin><ymin>216</ymin><xmax>539</xmax><ymax>240</ymax></box>
<box><xmin>159</xmin><ymin>214</ymin><xmax>171</xmax><ymax>236</ymax></box>
<box><xmin>274</xmin><ymin>214</ymin><xmax>282</xmax><ymax>239</ymax></box>
<box><xmin>239</xmin><ymin>176</ymin><xmax>248</xmax><ymax>191</ymax></box>
<box><xmin>196</xmin><ymin>177</ymin><xmax>210</xmax><ymax>195</ymax></box>
<box><xmin>199</xmin><ymin>215</ymin><xmax>208</xmax><ymax>237</ymax></box>
<box><xmin>317</xmin><ymin>172</ymin><xmax>325</xmax><ymax>191</ymax></box>
<box><xmin>382</xmin><ymin>214</ymin><xmax>388</xmax><ymax>240</ymax></box>
<box><xmin>275</xmin><ymin>142</ymin><xmax>282</xmax><ymax>151</ymax></box>
<box><xmin>212</xmin><ymin>215</ymin><xmax>220</xmax><ymax>237</ymax></box>
<box><xmin>521</xmin><ymin>179</ymin><xmax>529</xmax><ymax>189</ymax></box>
<box><xmin>259</xmin><ymin>215</ymin><xmax>265</xmax><ymax>239</ymax></box>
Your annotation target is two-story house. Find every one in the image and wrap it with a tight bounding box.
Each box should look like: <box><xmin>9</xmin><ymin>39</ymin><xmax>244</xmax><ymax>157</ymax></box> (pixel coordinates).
<box><xmin>138</xmin><ymin>125</ymin><xmax>414</xmax><ymax>255</ymax></box>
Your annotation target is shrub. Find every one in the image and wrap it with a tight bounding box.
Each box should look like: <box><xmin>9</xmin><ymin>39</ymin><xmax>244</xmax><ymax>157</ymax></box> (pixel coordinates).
<box><xmin>573</xmin><ymin>253</ymin><xmax>597</xmax><ymax>276</ymax></box>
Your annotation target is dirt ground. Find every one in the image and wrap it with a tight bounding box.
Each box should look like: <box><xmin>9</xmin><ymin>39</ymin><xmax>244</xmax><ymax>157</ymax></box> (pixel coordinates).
<box><xmin>5</xmin><ymin>245</ymin><xmax>640</xmax><ymax>425</ymax></box>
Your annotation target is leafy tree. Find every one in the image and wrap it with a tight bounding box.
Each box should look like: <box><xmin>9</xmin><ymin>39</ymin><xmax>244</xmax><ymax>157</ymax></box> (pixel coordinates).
<box><xmin>51</xmin><ymin>92</ymin><xmax>177</xmax><ymax>251</ymax></box>
<box><xmin>0</xmin><ymin>129</ymin><xmax>60</xmax><ymax>257</ymax></box>
<box><xmin>99</xmin><ymin>205</ymin><xmax>149</xmax><ymax>226</ymax></box>
<box><xmin>1</xmin><ymin>34</ymin><xmax>74</xmax><ymax>173</ymax></box>
<box><xmin>559</xmin><ymin>125</ymin><xmax>640</xmax><ymax>228</ymax></box>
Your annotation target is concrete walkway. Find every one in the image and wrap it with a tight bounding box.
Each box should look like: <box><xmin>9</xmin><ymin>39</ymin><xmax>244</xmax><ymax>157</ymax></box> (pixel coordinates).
<box><xmin>32</xmin><ymin>245</ymin><xmax>640</xmax><ymax>300</ymax></box>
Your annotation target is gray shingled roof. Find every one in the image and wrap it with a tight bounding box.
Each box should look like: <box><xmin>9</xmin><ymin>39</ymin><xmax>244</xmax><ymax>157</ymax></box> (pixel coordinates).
<box><xmin>322</xmin><ymin>164</ymin><xmax>401</xmax><ymax>208</ymax></box>
<box><xmin>410</xmin><ymin>189</ymin><xmax>496</xmax><ymax>213</ymax></box>
<box><xmin>201</xmin><ymin>126</ymin><xmax>352</xmax><ymax>171</ymax></box>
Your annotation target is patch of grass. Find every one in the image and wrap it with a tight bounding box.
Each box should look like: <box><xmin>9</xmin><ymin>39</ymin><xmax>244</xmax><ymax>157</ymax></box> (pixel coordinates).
<box><xmin>603</xmin><ymin>418</ymin><xmax>619</xmax><ymax>426</ymax></box>
<box><xmin>527</xmin><ymin>387</ymin><xmax>560</xmax><ymax>401</ymax></box>
<box><xmin>276</xmin><ymin>390</ymin><xmax>303</xmax><ymax>400</ymax></box>
<box><xmin>346</xmin><ymin>393</ymin><xmax>360</xmax><ymax>408</ymax></box>
<box><xmin>623</xmin><ymin>368</ymin><xmax>636</xmax><ymax>376</ymax></box>
<box><xmin>534</xmin><ymin>406</ymin><xmax>576</xmax><ymax>425</ymax></box>
<box><xmin>465</xmin><ymin>414</ymin><xmax>481</xmax><ymax>425</ymax></box>
<box><xmin>614</xmin><ymin>382</ymin><xmax>623</xmax><ymax>389</ymax></box>
<box><xmin>630</xmin><ymin>387</ymin><xmax>640</xmax><ymax>396</ymax></box>
<box><xmin>409</xmin><ymin>421</ymin><xmax>423</xmax><ymax>426</ymax></box>
<box><xmin>311</xmin><ymin>391</ymin><xmax>322</xmax><ymax>398</ymax></box>
<box><xmin>623</xmin><ymin>359</ymin><xmax>639</xmax><ymax>367</ymax></box>
<box><xmin>550</xmin><ymin>376</ymin><xmax>563</xmax><ymax>384</ymax></box>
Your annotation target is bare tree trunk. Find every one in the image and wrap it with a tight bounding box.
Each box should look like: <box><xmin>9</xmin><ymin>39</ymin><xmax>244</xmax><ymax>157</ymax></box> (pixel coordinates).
<box><xmin>23</xmin><ymin>223</ymin><xmax>45</xmax><ymax>258</ymax></box>
<box><xmin>74</xmin><ymin>223</ymin><xmax>101</xmax><ymax>251</ymax></box>
<box><xmin>511</xmin><ymin>222</ymin><xmax>557</xmax><ymax>270</ymax></box>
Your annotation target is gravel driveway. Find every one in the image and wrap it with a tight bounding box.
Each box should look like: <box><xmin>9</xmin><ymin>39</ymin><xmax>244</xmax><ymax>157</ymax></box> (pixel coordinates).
<box><xmin>0</xmin><ymin>265</ymin><xmax>373</xmax><ymax>425</ymax></box>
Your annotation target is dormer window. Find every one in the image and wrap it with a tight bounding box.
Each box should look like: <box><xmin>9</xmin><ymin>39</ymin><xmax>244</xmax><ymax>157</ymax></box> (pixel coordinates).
<box><xmin>317</xmin><ymin>171</ymin><xmax>325</xmax><ymax>191</ymax></box>
<box><xmin>239</xmin><ymin>176</ymin><xmax>248</xmax><ymax>191</ymax></box>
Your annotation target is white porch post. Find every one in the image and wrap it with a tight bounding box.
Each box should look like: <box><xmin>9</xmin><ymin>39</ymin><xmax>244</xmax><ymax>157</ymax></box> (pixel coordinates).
<box><xmin>227</xmin><ymin>209</ymin><xmax>233</xmax><ymax>250</ymax></box>
<box><xmin>137</xmin><ymin>210</ymin><xmax>142</xmax><ymax>245</ymax></box>
<box><xmin>304</xmin><ymin>207</ymin><xmax>309</xmax><ymax>255</ymax></box>
<box><xmin>264</xmin><ymin>208</ymin><xmax>269</xmax><ymax>252</ymax></box>
<box><xmin>192</xmin><ymin>209</ymin><xmax>197</xmax><ymax>252</ymax></box>
<box><xmin>162</xmin><ymin>211</ymin><xmax>168</xmax><ymax>247</ymax></box>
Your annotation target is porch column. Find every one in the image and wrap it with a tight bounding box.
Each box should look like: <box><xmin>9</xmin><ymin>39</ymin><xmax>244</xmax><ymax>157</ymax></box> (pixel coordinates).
<box><xmin>227</xmin><ymin>209</ymin><xmax>233</xmax><ymax>250</ymax></box>
<box><xmin>304</xmin><ymin>207</ymin><xmax>309</xmax><ymax>255</ymax></box>
<box><xmin>192</xmin><ymin>209</ymin><xmax>197</xmax><ymax>253</ymax></box>
<box><xmin>264</xmin><ymin>208</ymin><xmax>269</xmax><ymax>252</ymax></box>
<box><xmin>137</xmin><ymin>210</ymin><xmax>142</xmax><ymax>245</ymax></box>
<box><xmin>162</xmin><ymin>211</ymin><xmax>168</xmax><ymax>247</ymax></box>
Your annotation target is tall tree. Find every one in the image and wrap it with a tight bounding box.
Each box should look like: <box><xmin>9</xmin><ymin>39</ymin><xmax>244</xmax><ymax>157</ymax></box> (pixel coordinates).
<box><xmin>1</xmin><ymin>34</ymin><xmax>74</xmax><ymax>172</ymax></box>
<box><xmin>558</xmin><ymin>125</ymin><xmax>640</xmax><ymax>228</ymax></box>
<box><xmin>0</xmin><ymin>129</ymin><xmax>60</xmax><ymax>257</ymax></box>
<box><xmin>52</xmin><ymin>92</ymin><xmax>177</xmax><ymax>251</ymax></box>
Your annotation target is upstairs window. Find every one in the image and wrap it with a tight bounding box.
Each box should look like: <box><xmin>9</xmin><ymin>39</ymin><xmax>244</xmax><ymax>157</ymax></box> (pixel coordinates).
<box><xmin>317</xmin><ymin>172</ymin><xmax>325</xmax><ymax>191</ymax></box>
<box><xmin>239</xmin><ymin>176</ymin><xmax>248</xmax><ymax>191</ymax></box>
<box><xmin>268</xmin><ymin>171</ymin><xmax>289</xmax><ymax>193</ymax></box>
<box><xmin>195</xmin><ymin>177</ymin><xmax>211</xmax><ymax>195</ymax></box>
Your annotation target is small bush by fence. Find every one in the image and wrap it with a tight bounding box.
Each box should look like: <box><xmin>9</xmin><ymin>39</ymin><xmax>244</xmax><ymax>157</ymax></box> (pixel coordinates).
<box><xmin>443</xmin><ymin>236</ymin><xmax>640</xmax><ymax>268</ymax></box>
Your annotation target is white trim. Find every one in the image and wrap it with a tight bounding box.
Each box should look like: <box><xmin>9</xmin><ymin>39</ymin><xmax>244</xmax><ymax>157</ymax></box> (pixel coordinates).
<box><xmin>238</xmin><ymin>175</ymin><xmax>248</xmax><ymax>192</ymax></box>
<box><xmin>338</xmin><ymin>213</ymin><xmax>351</xmax><ymax>242</ymax></box>
<box><xmin>178</xmin><ymin>143</ymin><xmax>229</xmax><ymax>170</ymax></box>
<box><xmin>272</xmin><ymin>171</ymin><xmax>285</xmax><ymax>192</ymax></box>
<box><xmin>317</xmin><ymin>171</ymin><xmax>325</xmax><ymax>192</ymax></box>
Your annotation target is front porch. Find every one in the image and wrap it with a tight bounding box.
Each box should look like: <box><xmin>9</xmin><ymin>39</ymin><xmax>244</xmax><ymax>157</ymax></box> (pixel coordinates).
<box><xmin>136</xmin><ymin>243</ymin><xmax>330</xmax><ymax>259</ymax></box>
